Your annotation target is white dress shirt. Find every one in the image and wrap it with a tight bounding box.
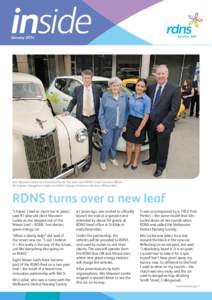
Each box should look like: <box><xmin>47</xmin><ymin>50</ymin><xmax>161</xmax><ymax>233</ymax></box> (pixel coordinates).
<box><xmin>83</xmin><ymin>85</ymin><xmax>95</xmax><ymax>116</ymax></box>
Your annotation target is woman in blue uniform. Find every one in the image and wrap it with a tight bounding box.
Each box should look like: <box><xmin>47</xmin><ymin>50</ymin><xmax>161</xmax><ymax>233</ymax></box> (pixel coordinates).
<box><xmin>122</xmin><ymin>78</ymin><xmax>151</xmax><ymax>169</ymax></box>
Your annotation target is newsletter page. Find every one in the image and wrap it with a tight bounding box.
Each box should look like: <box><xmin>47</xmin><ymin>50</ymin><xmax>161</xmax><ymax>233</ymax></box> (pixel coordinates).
<box><xmin>0</xmin><ymin>1</ymin><xmax>211</xmax><ymax>300</ymax></box>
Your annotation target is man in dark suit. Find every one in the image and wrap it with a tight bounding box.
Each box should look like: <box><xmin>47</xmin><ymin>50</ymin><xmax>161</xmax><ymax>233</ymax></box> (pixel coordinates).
<box><xmin>142</xmin><ymin>64</ymin><xmax>181</xmax><ymax>177</ymax></box>
<box><xmin>65</xmin><ymin>69</ymin><xmax>103</xmax><ymax>172</ymax></box>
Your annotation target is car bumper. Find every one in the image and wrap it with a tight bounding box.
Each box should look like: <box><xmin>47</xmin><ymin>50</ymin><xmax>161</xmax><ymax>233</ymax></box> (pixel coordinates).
<box><xmin>54</xmin><ymin>157</ymin><xmax>90</xmax><ymax>179</ymax></box>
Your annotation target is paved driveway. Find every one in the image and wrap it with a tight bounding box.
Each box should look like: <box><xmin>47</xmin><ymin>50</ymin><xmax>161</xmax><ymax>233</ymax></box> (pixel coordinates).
<box><xmin>71</xmin><ymin>116</ymin><xmax>199</xmax><ymax>179</ymax></box>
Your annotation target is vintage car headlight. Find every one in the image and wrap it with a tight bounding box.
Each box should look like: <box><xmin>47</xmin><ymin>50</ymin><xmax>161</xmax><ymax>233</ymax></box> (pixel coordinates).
<box><xmin>75</xmin><ymin>128</ymin><xmax>88</xmax><ymax>143</ymax></box>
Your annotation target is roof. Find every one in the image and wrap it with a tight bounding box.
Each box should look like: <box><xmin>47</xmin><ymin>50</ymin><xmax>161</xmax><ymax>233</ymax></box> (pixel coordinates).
<box><xmin>13</xmin><ymin>73</ymin><xmax>46</xmax><ymax>99</ymax></box>
<box><xmin>122</xmin><ymin>78</ymin><xmax>139</xmax><ymax>84</ymax></box>
<box><xmin>13</xmin><ymin>72</ymin><xmax>43</xmax><ymax>85</ymax></box>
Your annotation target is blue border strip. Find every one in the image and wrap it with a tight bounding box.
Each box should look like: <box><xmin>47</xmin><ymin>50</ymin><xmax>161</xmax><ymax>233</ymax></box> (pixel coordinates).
<box><xmin>106</xmin><ymin>292</ymin><xmax>212</xmax><ymax>300</ymax></box>
<box><xmin>0</xmin><ymin>293</ymin><xmax>212</xmax><ymax>300</ymax></box>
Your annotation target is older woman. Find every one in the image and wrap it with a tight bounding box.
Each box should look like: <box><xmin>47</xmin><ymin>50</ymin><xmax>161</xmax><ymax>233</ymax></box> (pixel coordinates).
<box><xmin>98</xmin><ymin>77</ymin><xmax>129</xmax><ymax>170</ymax></box>
<box><xmin>122</xmin><ymin>78</ymin><xmax>151</xmax><ymax>169</ymax></box>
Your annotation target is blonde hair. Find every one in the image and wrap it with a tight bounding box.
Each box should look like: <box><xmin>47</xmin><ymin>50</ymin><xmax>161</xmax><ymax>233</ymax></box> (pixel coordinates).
<box><xmin>108</xmin><ymin>77</ymin><xmax>122</xmax><ymax>88</ymax></box>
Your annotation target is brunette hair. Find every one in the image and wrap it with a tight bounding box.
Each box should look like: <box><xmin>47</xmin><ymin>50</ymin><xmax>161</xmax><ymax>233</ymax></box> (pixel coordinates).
<box><xmin>136</xmin><ymin>78</ymin><xmax>147</xmax><ymax>87</ymax></box>
<box><xmin>183</xmin><ymin>79</ymin><xmax>192</xmax><ymax>87</ymax></box>
<box><xmin>81</xmin><ymin>69</ymin><xmax>93</xmax><ymax>77</ymax></box>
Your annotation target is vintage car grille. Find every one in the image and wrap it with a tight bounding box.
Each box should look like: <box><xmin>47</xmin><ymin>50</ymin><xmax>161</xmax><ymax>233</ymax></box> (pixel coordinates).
<box><xmin>23</xmin><ymin>129</ymin><xmax>61</xmax><ymax>179</ymax></box>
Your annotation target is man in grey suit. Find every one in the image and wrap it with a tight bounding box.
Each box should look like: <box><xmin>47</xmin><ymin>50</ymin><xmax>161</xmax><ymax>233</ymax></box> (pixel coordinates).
<box><xmin>142</xmin><ymin>64</ymin><xmax>181</xmax><ymax>177</ymax></box>
<box><xmin>65</xmin><ymin>69</ymin><xmax>103</xmax><ymax>172</ymax></box>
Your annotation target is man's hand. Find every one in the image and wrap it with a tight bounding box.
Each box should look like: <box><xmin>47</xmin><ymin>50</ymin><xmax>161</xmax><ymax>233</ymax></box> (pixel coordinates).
<box><xmin>156</xmin><ymin>123</ymin><xmax>165</xmax><ymax>133</ymax></box>
<box><xmin>61</xmin><ymin>111</ymin><xmax>69</xmax><ymax>117</ymax></box>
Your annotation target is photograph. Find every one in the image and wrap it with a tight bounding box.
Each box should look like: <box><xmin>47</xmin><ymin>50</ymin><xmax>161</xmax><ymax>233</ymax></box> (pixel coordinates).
<box><xmin>1</xmin><ymin>0</ymin><xmax>211</xmax><ymax>298</ymax></box>
<box><xmin>13</xmin><ymin>54</ymin><xmax>200</xmax><ymax>179</ymax></box>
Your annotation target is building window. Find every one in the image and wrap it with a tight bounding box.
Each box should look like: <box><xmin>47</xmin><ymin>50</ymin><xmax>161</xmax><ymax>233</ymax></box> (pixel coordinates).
<box><xmin>150</xmin><ymin>55</ymin><xmax>199</xmax><ymax>85</ymax></box>
<box><xmin>150</xmin><ymin>55</ymin><xmax>184</xmax><ymax>85</ymax></box>
<box><xmin>94</xmin><ymin>55</ymin><xmax>112</xmax><ymax>78</ymax></box>
<box><xmin>116</xmin><ymin>55</ymin><xmax>140</xmax><ymax>80</ymax></box>
<box><xmin>181</xmin><ymin>55</ymin><xmax>199</xmax><ymax>85</ymax></box>
<box><xmin>76</xmin><ymin>55</ymin><xmax>92</xmax><ymax>75</ymax></box>
<box><xmin>28</xmin><ymin>55</ymin><xmax>56</xmax><ymax>88</ymax></box>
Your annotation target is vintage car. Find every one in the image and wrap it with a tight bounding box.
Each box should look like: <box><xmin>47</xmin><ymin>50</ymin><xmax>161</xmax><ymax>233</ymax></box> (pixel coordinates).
<box><xmin>47</xmin><ymin>75</ymin><xmax>149</xmax><ymax>152</ymax></box>
<box><xmin>13</xmin><ymin>73</ymin><xmax>89</xmax><ymax>179</ymax></box>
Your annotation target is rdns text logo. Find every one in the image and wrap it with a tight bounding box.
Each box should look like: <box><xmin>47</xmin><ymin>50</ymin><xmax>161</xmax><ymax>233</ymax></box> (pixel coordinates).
<box><xmin>11</xmin><ymin>7</ymin><xmax>92</xmax><ymax>35</ymax></box>
<box><xmin>166</xmin><ymin>12</ymin><xmax>203</xmax><ymax>38</ymax></box>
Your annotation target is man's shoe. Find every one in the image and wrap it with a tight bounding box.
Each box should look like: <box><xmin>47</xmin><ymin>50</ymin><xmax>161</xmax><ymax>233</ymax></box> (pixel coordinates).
<box><xmin>82</xmin><ymin>163</ymin><xmax>91</xmax><ymax>172</ymax></box>
<box><xmin>153</xmin><ymin>169</ymin><xmax>163</xmax><ymax>177</ymax></box>
<box><xmin>142</xmin><ymin>159</ymin><xmax>156</xmax><ymax>165</ymax></box>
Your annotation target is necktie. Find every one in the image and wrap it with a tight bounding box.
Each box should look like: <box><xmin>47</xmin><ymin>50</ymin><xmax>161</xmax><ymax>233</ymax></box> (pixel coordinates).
<box><xmin>154</xmin><ymin>85</ymin><xmax>162</xmax><ymax>105</ymax></box>
<box><xmin>84</xmin><ymin>87</ymin><xmax>93</xmax><ymax>116</ymax></box>
<box><xmin>150</xmin><ymin>86</ymin><xmax>162</xmax><ymax>120</ymax></box>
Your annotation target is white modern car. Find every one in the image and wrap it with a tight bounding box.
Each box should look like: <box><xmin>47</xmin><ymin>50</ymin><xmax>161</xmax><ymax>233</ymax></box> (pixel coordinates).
<box><xmin>13</xmin><ymin>73</ymin><xmax>89</xmax><ymax>179</ymax></box>
<box><xmin>47</xmin><ymin>75</ymin><xmax>149</xmax><ymax>152</ymax></box>
<box><xmin>47</xmin><ymin>75</ymin><xmax>109</xmax><ymax>115</ymax></box>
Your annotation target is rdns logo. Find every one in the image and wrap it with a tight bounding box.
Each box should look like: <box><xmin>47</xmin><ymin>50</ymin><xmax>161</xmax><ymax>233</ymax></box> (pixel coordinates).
<box><xmin>167</xmin><ymin>24</ymin><xmax>192</xmax><ymax>35</ymax></box>
<box><xmin>166</xmin><ymin>12</ymin><xmax>203</xmax><ymax>38</ymax></box>
<box><xmin>11</xmin><ymin>7</ymin><xmax>92</xmax><ymax>35</ymax></box>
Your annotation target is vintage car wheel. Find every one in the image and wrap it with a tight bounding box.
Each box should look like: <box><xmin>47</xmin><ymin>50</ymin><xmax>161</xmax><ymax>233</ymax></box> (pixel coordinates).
<box><xmin>92</xmin><ymin>126</ymin><xmax>103</xmax><ymax>151</ymax></box>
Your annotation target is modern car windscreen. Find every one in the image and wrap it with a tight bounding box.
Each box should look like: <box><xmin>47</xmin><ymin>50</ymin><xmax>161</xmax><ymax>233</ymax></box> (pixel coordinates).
<box><xmin>94</xmin><ymin>81</ymin><xmax>109</xmax><ymax>91</ymax></box>
<box><xmin>126</xmin><ymin>83</ymin><xmax>136</xmax><ymax>92</ymax></box>
<box><xmin>13</xmin><ymin>83</ymin><xmax>43</xmax><ymax>99</ymax></box>
<box><xmin>55</xmin><ymin>78</ymin><xmax>81</xmax><ymax>96</ymax></box>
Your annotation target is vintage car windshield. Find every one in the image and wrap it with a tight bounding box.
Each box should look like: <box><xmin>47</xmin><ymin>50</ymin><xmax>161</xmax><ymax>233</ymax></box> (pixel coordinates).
<box><xmin>13</xmin><ymin>82</ymin><xmax>43</xmax><ymax>100</ymax></box>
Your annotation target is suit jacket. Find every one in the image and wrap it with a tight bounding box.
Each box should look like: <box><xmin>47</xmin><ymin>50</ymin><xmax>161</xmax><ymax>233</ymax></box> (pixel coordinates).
<box><xmin>146</xmin><ymin>82</ymin><xmax>181</xmax><ymax>130</ymax></box>
<box><xmin>67</xmin><ymin>84</ymin><xmax>103</xmax><ymax>121</ymax></box>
